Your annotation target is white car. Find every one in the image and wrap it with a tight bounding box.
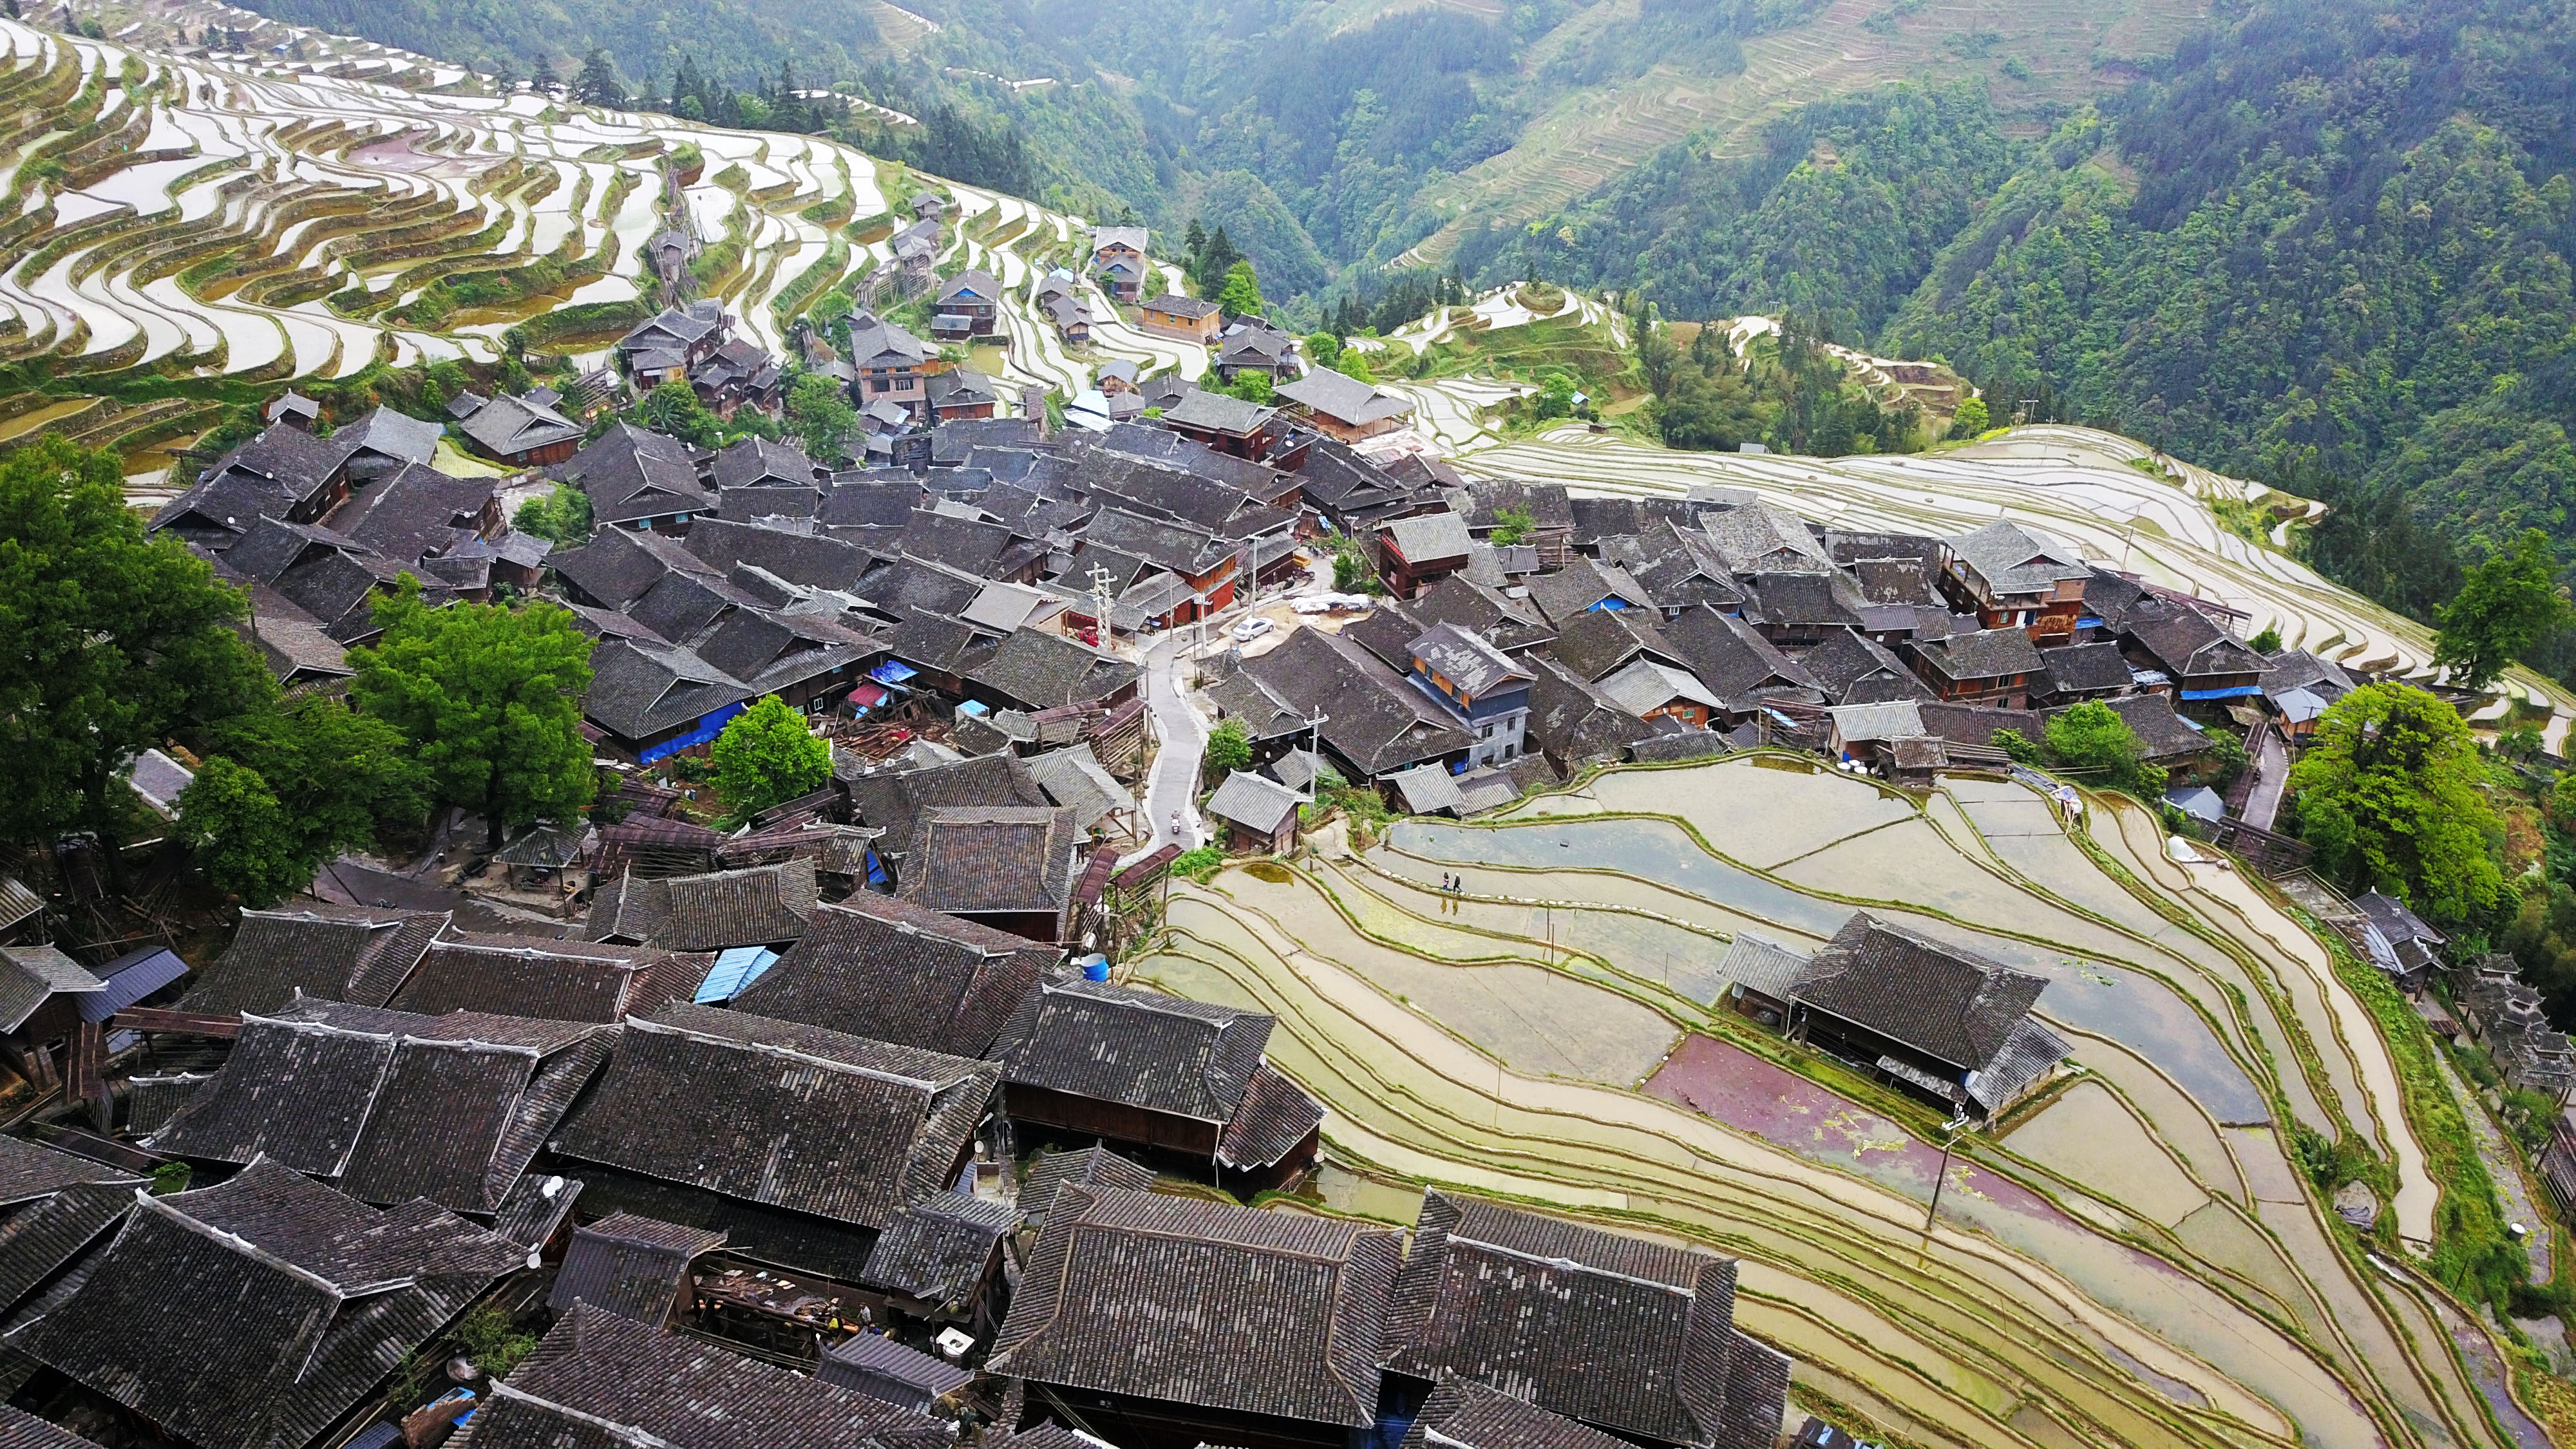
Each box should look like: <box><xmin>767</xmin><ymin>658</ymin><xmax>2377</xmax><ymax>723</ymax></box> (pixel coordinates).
<box><xmin>1230</xmin><ymin>618</ymin><xmax>1276</xmax><ymax>643</ymax></box>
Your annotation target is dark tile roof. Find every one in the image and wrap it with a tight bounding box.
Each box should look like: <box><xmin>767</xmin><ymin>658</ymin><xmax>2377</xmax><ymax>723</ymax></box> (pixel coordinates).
<box><xmin>468</xmin><ymin>1305</ymin><xmax>951</xmax><ymax>1449</ymax></box>
<box><xmin>818</xmin><ymin>1331</ymin><xmax>975</xmax><ymax>1409</ymax></box>
<box><xmin>388</xmin><ymin>933</ymin><xmax>703</xmax><ymax>1022</ymax></box>
<box><xmin>581</xmin><ymin>639</ymin><xmax>752</xmax><ymax>745</ymax></box>
<box><xmin>1911</xmin><ymin>702</ymin><xmax>2045</xmax><ymax>751</ymax></box>
<box><xmin>1240</xmin><ymin>628</ymin><xmax>1469</xmax><ymax>777</ymax></box>
<box><xmin>990</xmin><ymin>1185</ymin><xmax>1398</xmax><ymax>1425</ymax></box>
<box><xmin>0</xmin><ymin>1182</ymin><xmax>133</xmax><ymax>1321</ymax></box>
<box><xmin>1414</xmin><ymin>574</ymin><xmax>1553</xmax><ymax>651</ymax></box>
<box><xmin>730</xmin><ymin>895</ymin><xmax>1057</xmax><ymax>1057</ymax></box>
<box><xmin>489</xmin><ymin>1171</ymin><xmax>583</xmax><ymax>1250</ymax></box>
<box><xmin>1908</xmin><ymin>627</ymin><xmax>2043</xmax><ymax>684</ymax></box>
<box><xmin>2096</xmin><ymin>692</ymin><xmax>2210</xmax><ymax>763</ymax></box>
<box><xmin>180</xmin><ymin>904</ymin><xmax>450</xmax><ymax>1016</ymax></box>
<box><xmin>0</xmin><ymin>1405</ymin><xmax>104</xmax><ymax>1449</ymax></box>
<box><xmin>1525</xmin><ymin>559</ymin><xmax>1653</xmax><ymax>627</ymax></box>
<box><xmin>712</xmin><ymin>437</ymin><xmax>820</xmax><ymax>491</ymax></box>
<box><xmin>1205</xmin><ymin>770</ymin><xmax>1302</xmax><ymax>837</ymax></box>
<box><xmin>684</xmin><ymin>518</ymin><xmax>873</xmax><ymax>591</ymax></box>
<box><xmin>860</xmin><ymin>1191</ymin><xmax>1016</xmax><ymax>1305</ymax></box>
<box><xmin>1079</xmin><ymin>506</ymin><xmax>1236</xmax><ymax>576</ymax></box>
<box><xmin>457</xmin><ymin>392</ymin><xmax>585</xmax><ymax>461</ymax></box>
<box><xmin>842</xmin><ymin>753</ymin><xmax>1051</xmax><ymax>866</ymax></box>
<box><xmin>1382</xmin><ymin>1191</ymin><xmax>1742</xmax><ymax>1447</ymax></box>
<box><xmin>548</xmin><ymin>1003</ymin><xmax>999</xmax><ymax>1230</ymax></box>
<box><xmin>966</xmin><ymin>627</ymin><xmax>1141</xmax><ymax>712</ymax></box>
<box><xmin>1661</xmin><ymin>607</ymin><xmax>1818</xmax><ymax>705</ymax></box>
<box><xmin>897</xmin><ymin>806</ymin><xmax>1080</xmax><ymax>917</ymax></box>
<box><xmin>0</xmin><ymin>948</ymin><xmax>101</xmax><ymax>1034</ymax></box>
<box><xmin>1947</xmin><ymin>520</ymin><xmax>2088</xmax><ymax>596</ymax></box>
<box><xmin>2119</xmin><ymin>602</ymin><xmax>2264</xmax><ymax>680</ymax></box>
<box><xmin>1791</xmin><ymin>914</ymin><xmax>2047</xmax><ymax>1072</ymax></box>
<box><xmin>550</xmin><ymin>526</ymin><xmax>713</xmax><ymax>610</ymax></box>
<box><xmin>994</xmin><ymin>977</ymin><xmax>1273</xmax><ymax>1122</ymax></box>
<box><xmin>1547</xmin><ymin>609</ymin><xmax>1680</xmax><ymax>685</ymax></box>
<box><xmin>8</xmin><ymin>1161</ymin><xmax>519</xmax><ymax>1449</ymax></box>
<box><xmin>1523</xmin><ymin>654</ymin><xmax>1664</xmax><ymax>767</ymax></box>
<box><xmin>0</xmin><ymin>1138</ymin><xmax>128</xmax><ymax>1210</ymax></box>
<box><xmin>1215</xmin><ymin>1063</ymin><xmax>1325</xmax><ymax>1170</ymax></box>
<box><xmin>1408</xmin><ymin>622</ymin><xmax>1530</xmax><ymax>697</ymax></box>
<box><xmin>586</xmin><ymin>859</ymin><xmax>820</xmax><ymax>952</ymax></box>
<box><xmin>1397</xmin><ymin>1376</ymin><xmax>1638</xmax><ymax>1449</ymax></box>
<box><xmin>562</xmin><ymin>424</ymin><xmax>715</xmax><ymax>527</ymax></box>
<box><xmin>822</xmin><ymin>477</ymin><xmax>927</xmax><ymax>531</ymax></box>
<box><xmin>2038</xmin><ymin>641</ymin><xmax>2134</xmax><ymax>696</ymax></box>
<box><xmin>1798</xmin><ymin>629</ymin><xmax>1927</xmax><ymax>706</ymax></box>
<box><xmin>147</xmin><ymin>1001</ymin><xmax>611</xmax><ymax>1212</ymax></box>
<box><xmin>1162</xmin><ymin>390</ymin><xmax>1276</xmax><ymax>437</ymax></box>
<box><xmin>547</xmin><ymin>1211</ymin><xmax>726</xmax><ymax>1322</ymax></box>
<box><xmin>1745</xmin><ymin>570</ymin><xmax>1864</xmax><ymax>630</ymax></box>
<box><xmin>1144</xmin><ymin>294</ymin><xmax>1221</xmax><ymax>320</ymax></box>
<box><xmin>337</xmin><ymin>463</ymin><xmax>495</xmax><ymax>567</ymax></box>
<box><xmin>1019</xmin><ymin>1145</ymin><xmax>1153</xmax><ymax>1226</ymax></box>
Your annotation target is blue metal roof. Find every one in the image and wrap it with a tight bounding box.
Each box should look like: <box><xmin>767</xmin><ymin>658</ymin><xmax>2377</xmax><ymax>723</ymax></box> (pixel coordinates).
<box><xmin>82</xmin><ymin>947</ymin><xmax>188</xmax><ymax>1022</ymax></box>
<box><xmin>871</xmin><ymin>659</ymin><xmax>920</xmax><ymax>685</ymax></box>
<box><xmin>2179</xmin><ymin>685</ymin><xmax>2264</xmax><ymax>700</ymax></box>
<box><xmin>694</xmin><ymin>945</ymin><xmax>781</xmax><ymax>1004</ymax></box>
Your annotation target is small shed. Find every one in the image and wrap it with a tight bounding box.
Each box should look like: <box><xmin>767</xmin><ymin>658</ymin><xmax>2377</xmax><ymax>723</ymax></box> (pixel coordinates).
<box><xmin>819</xmin><ymin>1332</ymin><xmax>975</xmax><ymax>1413</ymax></box>
<box><xmin>1719</xmin><ymin>933</ymin><xmax>1811</xmax><ymax>1027</ymax></box>
<box><xmin>1205</xmin><ymin>770</ymin><xmax>1302</xmax><ymax>854</ymax></box>
<box><xmin>547</xmin><ymin>1212</ymin><xmax>728</xmax><ymax>1325</ymax></box>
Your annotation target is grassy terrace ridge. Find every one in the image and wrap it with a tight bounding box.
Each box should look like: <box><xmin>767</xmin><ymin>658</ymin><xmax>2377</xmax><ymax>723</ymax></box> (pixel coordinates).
<box><xmin>1125</xmin><ymin>756</ymin><xmax>2560</xmax><ymax>1448</ymax></box>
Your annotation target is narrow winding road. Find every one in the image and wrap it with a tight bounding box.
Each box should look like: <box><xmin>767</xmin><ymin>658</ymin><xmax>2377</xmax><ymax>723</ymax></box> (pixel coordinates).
<box><xmin>1123</xmin><ymin>632</ymin><xmax>1209</xmax><ymax>866</ymax></box>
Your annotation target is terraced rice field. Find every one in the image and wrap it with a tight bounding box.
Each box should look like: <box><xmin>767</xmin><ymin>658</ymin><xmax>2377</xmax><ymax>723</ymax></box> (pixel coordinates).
<box><xmin>1131</xmin><ymin>757</ymin><xmax>2553</xmax><ymax>1449</ymax></box>
<box><xmin>0</xmin><ymin>19</ymin><xmax>1213</xmax><ymax>469</ymax></box>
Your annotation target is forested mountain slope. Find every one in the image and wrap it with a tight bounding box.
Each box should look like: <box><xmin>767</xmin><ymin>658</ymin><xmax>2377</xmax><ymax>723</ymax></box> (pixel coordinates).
<box><xmin>231</xmin><ymin>0</ymin><xmax>2202</xmax><ymax>312</ymax></box>
<box><xmin>1490</xmin><ymin>0</ymin><xmax>2576</xmax><ymax>576</ymax></box>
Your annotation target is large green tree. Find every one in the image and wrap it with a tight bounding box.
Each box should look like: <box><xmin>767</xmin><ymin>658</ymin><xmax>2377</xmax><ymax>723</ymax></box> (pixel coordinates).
<box><xmin>0</xmin><ymin>437</ymin><xmax>274</xmax><ymax>889</ymax></box>
<box><xmin>178</xmin><ymin>697</ymin><xmax>433</xmax><ymax>905</ymax></box>
<box><xmin>2432</xmin><ymin>528</ymin><xmax>2569</xmax><ymax>691</ymax></box>
<box><xmin>348</xmin><ymin>578</ymin><xmax>596</xmax><ymax>850</ymax></box>
<box><xmin>707</xmin><ymin>695</ymin><xmax>830</xmax><ymax>819</ymax></box>
<box><xmin>1215</xmin><ymin>260</ymin><xmax>1264</xmax><ymax>319</ymax></box>
<box><xmin>2287</xmin><ymin>682</ymin><xmax>2502</xmax><ymax>919</ymax></box>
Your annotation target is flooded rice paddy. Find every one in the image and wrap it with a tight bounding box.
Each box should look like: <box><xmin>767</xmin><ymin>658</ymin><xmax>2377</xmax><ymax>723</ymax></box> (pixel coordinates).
<box><xmin>1130</xmin><ymin>757</ymin><xmax>2533</xmax><ymax>1449</ymax></box>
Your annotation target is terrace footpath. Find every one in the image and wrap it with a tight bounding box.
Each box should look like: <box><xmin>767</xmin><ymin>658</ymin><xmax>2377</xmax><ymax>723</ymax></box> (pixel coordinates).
<box><xmin>2428</xmin><ymin>1046</ymin><xmax>2557</xmax><ymax>1286</ymax></box>
<box><xmin>2243</xmin><ymin>728</ymin><xmax>2290</xmax><ymax>832</ymax></box>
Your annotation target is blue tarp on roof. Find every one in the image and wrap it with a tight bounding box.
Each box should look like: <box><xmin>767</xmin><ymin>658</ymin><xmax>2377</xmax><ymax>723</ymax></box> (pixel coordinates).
<box><xmin>639</xmin><ymin>700</ymin><xmax>748</xmax><ymax>765</ymax></box>
<box><xmin>958</xmin><ymin>699</ymin><xmax>990</xmax><ymax>717</ymax></box>
<box><xmin>871</xmin><ymin>659</ymin><xmax>920</xmax><ymax>685</ymax></box>
<box><xmin>694</xmin><ymin>945</ymin><xmax>781</xmax><ymax>1003</ymax></box>
<box><xmin>2179</xmin><ymin>685</ymin><xmax>2264</xmax><ymax>701</ymax></box>
<box><xmin>81</xmin><ymin>947</ymin><xmax>188</xmax><ymax>1022</ymax></box>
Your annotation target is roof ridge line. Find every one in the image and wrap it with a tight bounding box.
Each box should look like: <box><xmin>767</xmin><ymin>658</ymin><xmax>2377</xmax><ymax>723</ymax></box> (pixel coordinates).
<box><xmin>1446</xmin><ymin>1230</ymin><xmax>1696</xmax><ymax>1293</ymax></box>
<box><xmin>624</xmin><ymin>1014</ymin><xmax>961</xmax><ymax>1092</ymax></box>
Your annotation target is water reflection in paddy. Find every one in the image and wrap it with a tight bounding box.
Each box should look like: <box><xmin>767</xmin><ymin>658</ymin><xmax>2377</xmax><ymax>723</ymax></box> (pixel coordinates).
<box><xmin>1394</xmin><ymin>815</ymin><xmax>2271</xmax><ymax>1126</ymax></box>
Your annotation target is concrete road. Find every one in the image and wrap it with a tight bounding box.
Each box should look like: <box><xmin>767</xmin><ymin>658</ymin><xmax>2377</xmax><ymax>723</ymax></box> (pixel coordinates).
<box><xmin>2242</xmin><ymin>727</ymin><xmax>2289</xmax><ymax>832</ymax></box>
<box><xmin>1123</xmin><ymin>632</ymin><xmax>1209</xmax><ymax>866</ymax></box>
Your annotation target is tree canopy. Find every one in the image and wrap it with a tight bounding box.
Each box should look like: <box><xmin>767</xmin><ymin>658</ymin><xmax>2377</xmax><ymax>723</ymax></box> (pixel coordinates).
<box><xmin>708</xmin><ymin>696</ymin><xmax>831</xmax><ymax>819</ymax></box>
<box><xmin>2434</xmin><ymin>528</ymin><xmax>2569</xmax><ymax>691</ymax></box>
<box><xmin>1215</xmin><ymin>260</ymin><xmax>1264</xmax><ymax>319</ymax></box>
<box><xmin>177</xmin><ymin>699</ymin><xmax>430</xmax><ymax>906</ymax></box>
<box><xmin>348</xmin><ymin>578</ymin><xmax>597</xmax><ymax>850</ymax></box>
<box><xmin>0</xmin><ymin>437</ymin><xmax>274</xmax><ymax>886</ymax></box>
<box><xmin>1204</xmin><ymin>719</ymin><xmax>1253</xmax><ymax>781</ymax></box>
<box><xmin>512</xmin><ymin>483</ymin><xmax>592</xmax><ymax>547</ymax></box>
<box><xmin>2288</xmin><ymin>682</ymin><xmax>2502</xmax><ymax>919</ymax></box>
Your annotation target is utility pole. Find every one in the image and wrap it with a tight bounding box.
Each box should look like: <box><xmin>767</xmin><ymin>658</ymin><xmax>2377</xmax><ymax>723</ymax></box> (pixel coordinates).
<box><xmin>1924</xmin><ymin>1113</ymin><xmax>1965</xmax><ymax>1232</ymax></box>
<box><xmin>1299</xmin><ymin>708</ymin><xmax>1329</xmax><ymax>802</ymax></box>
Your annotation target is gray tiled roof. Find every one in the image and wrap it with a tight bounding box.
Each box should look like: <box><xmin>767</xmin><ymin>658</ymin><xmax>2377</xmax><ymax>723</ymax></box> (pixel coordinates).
<box><xmin>1792</xmin><ymin>913</ymin><xmax>2047</xmax><ymax>1073</ymax></box>
<box><xmin>1909</xmin><ymin>626</ymin><xmax>2043</xmax><ymax>683</ymax></box>
<box><xmin>468</xmin><ymin>1305</ymin><xmax>951</xmax><ymax>1449</ymax></box>
<box><xmin>12</xmin><ymin>1162</ymin><xmax>520</xmax><ymax>1449</ymax></box>
<box><xmin>546</xmin><ymin>1211</ymin><xmax>726</xmax><ymax>1321</ymax></box>
<box><xmin>1380</xmin><ymin>510</ymin><xmax>1472</xmax><ymax>564</ymax></box>
<box><xmin>729</xmin><ymin>893</ymin><xmax>1057</xmax><ymax>1058</ymax></box>
<box><xmin>177</xmin><ymin>904</ymin><xmax>451</xmax><ymax>1016</ymax></box>
<box><xmin>990</xmin><ymin>1185</ymin><xmax>1398</xmax><ymax>1426</ymax></box>
<box><xmin>1382</xmin><ymin>1191</ymin><xmax>1743</xmax><ymax>1446</ymax></box>
<box><xmin>1719</xmin><ymin>933</ymin><xmax>1812</xmax><ymax>1002</ymax></box>
<box><xmin>1277</xmin><ymin>368</ymin><xmax>1410</xmax><ymax>427</ymax></box>
<box><xmin>898</xmin><ymin>806</ymin><xmax>1081</xmax><ymax>918</ymax></box>
<box><xmin>1206</xmin><ymin>770</ymin><xmax>1302</xmax><ymax>836</ymax></box>
<box><xmin>1947</xmin><ymin>520</ymin><xmax>2089</xmax><ymax>596</ymax></box>
<box><xmin>994</xmin><ymin>977</ymin><xmax>1274</xmax><ymax>1122</ymax></box>
<box><xmin>1407</xmin><ymin>621</ymin><xmax>1528</xmax><ymax>697</ymax></box>
<box><xmin>860</xmin><ymin>1191</ymin><xmax>1017</xmax><ymax>1305</ymax></box>
<box><xmin>1161</xmin><ymin>390</ymin><xmax>1276</xmax><ymax>436</ymax></box>
<box><xmin>548</xmin><ymin>1003</ymin><xmax>998</xmax><ymax>1231</ymax></box>
<box><xmin>2038</xmin><ymin>641</ymin><xmax>2135</xmax><ymax>696</ymax></box>
<box><xmin>585</xmin><ymin>858</ymin><xmax>819</xmax><ymax>952</ymax></box>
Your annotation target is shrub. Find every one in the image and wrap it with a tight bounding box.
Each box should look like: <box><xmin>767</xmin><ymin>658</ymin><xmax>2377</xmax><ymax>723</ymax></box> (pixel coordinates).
<box><xmin>1174</xmin><ymin>845</ymin><xmax>1225</xmax><ymax>882</ymax></box>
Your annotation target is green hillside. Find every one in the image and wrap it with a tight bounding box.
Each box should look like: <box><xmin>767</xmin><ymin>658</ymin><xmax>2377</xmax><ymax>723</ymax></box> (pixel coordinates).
<box><xmin>1487</xmin><ymin>0</ymin><xmax>2576</xmax><ymax>593</ymax></box>
<box><xmin>225</xmin><ymin>0</ymin><xmax>2201</xmax><ymax>314</ymax></box>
